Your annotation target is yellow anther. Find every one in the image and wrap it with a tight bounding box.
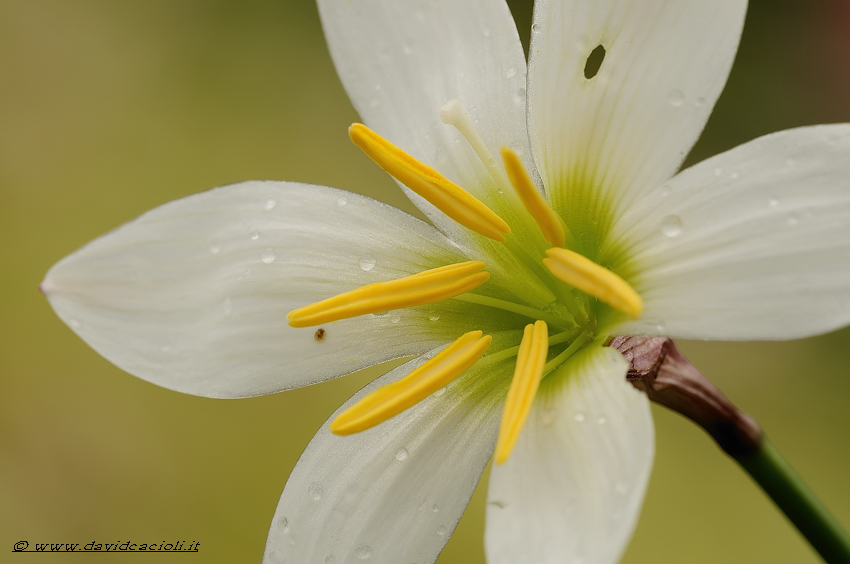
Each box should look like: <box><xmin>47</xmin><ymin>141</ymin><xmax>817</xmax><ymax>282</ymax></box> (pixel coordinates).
<box><xmin>287</xmin><ymin>261</ymin><xmax>489</xmax><ymax>328</ymax></box>
<box><xmin>501</xmin><ymin>146</ymin><xmax>569</xmax><ymax>248</ymax></box>
<box><xmin>543</xmin><ymin>248</ymin><xmax>643</xmax><ymax>318</ymax></box>
<box><xmin>349</xmin><ymin>123</ymin><xmax>511</xmax><ymax>241</ymax></box>
<box><xmin>330</xmin><ymin>331</ymin><xmax>492</xmax><ymax>435</ymax></box>
<box><xmin>495</xmin><ymin>320</ymin><xmax>548</xmax><ymax>464</ymax></box>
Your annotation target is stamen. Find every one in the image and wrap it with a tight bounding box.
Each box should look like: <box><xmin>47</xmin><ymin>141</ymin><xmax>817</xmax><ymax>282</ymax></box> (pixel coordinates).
<box><xmin>494</xmin><ymin>320</ymin><xmax>548</xmax><ymax>464</ymax></box>
<box><xmin>543</xmin><ymin>248</ymin><xmax>643</xmax><ymax>318</ymax></box>
<box><xmin>330</xmin><ymin>331</ymin><xmax>492</xmax><ymax>435</ymax></box>
<box><xmin>287</xmin><ymin>261</ymin><xmax>489</xmax><ymax>328</ymax></box>
<box><xmin>500</xmin><ymin>146</ymin><xmax>569</xmax><ymax>248</ymax></box>
<box><xmin>349</xmin><ymin>123</ymin><xmax>510</xmax><ymax>241</ymax></box>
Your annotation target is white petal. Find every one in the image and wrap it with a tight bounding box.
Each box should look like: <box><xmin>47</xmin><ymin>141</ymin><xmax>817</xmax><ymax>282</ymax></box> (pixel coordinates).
<box><xmin>486</xmin><ymin>345</ymin><xmax>654</xmax><ymax>564</ymax></box>
<box><xmin>264</xmin><ymin>347</ymin><xmax>513</xmax><ymax>564</ymax></box>
<box><xmin>316</xmin><ymin>0</ymin><xmax>558</xmax><ymax>307</ymax></box>
<box><xmin>42</xmin><ymin>181</ymin><xmax>488</xmax><ymax>397</ymax></box>
<box><xmin>617</xmin><ymin>124</ymin><xmax>850</xmax><ymax>340</ymax></box>
<box><xmin>528</xmin><ymin>0</ymin><xmax>747</xmax><ymax>229</ymax></box>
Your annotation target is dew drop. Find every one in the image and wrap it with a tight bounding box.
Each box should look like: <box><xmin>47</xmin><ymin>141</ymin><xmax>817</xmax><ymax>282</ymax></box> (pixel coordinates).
<box><xmin>615</xmin><ymin>482</ymin><xmax>629</xmax><ymax>494</ymax></box>
<box><xmin>787</xmin><ymin>214</ymin><xmax>800</xmax><ymax>227</ymax></box>
<box><xmin>713</xmin><ymin>167</ymin><xmax>723</xmax><ymax>177</ymax></box>
<box><xmin>308</xmin><ymin>482</ymin><xmax>323</xmax><ymax>501</ymax></box>
<box><xmin>659</xmin><ymin>185</ymin><xmax>671</xmax><ymax>198</ymax></box>
<box><xmin>278</xmin><ymin>516</ymin><xmax>289</xmax><ymax>532</ymax></box>
<box><xmin>370</xmin><ymin>311</ymin><xmax>389</xmax><ymax>319</ymax></box>
<box><xmin>395</xmin><ymin>447</ymin><xmax>409</xmax><ymax>461</ymax></box>
<box><xmin>730</xmin><ymin>171</ymin><xmax>739</xmax><ymax>180</ymax></box>
<box><xmin>573</xmin><ymin>412</ymin><xmax>585</xmax><ymax>423</ymax></box>
<box><xmin>250</xmin><ymin>230</ymin><xmax>259</xmax><ymax>241</ymax></box>
<box><xmin>541</xmin><ymin>408</ymin><xmax>557</xmax><ymax>427</ymax></box>
<box><xmin>369</xmin><ymin>98</ymin><xmax>381</xmax><ymax>108</ymax></box>
<box><xmin>69</xmin><ymin>318</ymin><xmax>81</xmax><ymax>329</ymax></box>
<box><xmin>325</xmin><ymin>556</ymin><xmax>336</xmax><ymax>564</ymax></box>
<box><xmin>667</xmin><ymin>89</ymin><xmax>685</xmax><ymax>107</ymax></box>
<box><xmin>390</xmin><ymin>312</ymin><xmax>401</xmax><ymax>324</ymax></box>
<box><xmin>596</xmin><ymin>415</ymin><xmax>607</xmax><ymax>425</ymax></box>
<box><xmin>436</xmin><ymin>525</ymin><xmax>447</xmax><ymax>536</ymax></box>
<box><xmin>210</xmin><ymin>244</ymin><xmax>221</xmax><ymax>254</ymax></box>
<box><xmin>505</xmin><ymin>66</ymin><xmax>517</xmax><ymax>79</ymax></box>
<box><xmin>337</xmin><ymin>197</ymin><xmax>347</xmax><ymax>207</ymax></box>
<box><xmin>531</xmin><ymin>23</ymin><xmax>541</xmax><ymax>33</ymax></box>
<box><xmin>432</xmin><ymin>387</ymin><xmax>446</xmax><ymax>398</ymax></box>
<box><xmin>428</xmin><ymin>311</ymin><xmax>440</xmax><ymax>321</ymax></box>
<box><xmin>431</xmin><ymin>504</ymin><xmax>439</xmax><ymax>513</ymax></box>
<box><xmin>418</xmin><ymin>500</ymin><xmax>428</xmax><ymax>511</ymax></box>
<box><xmin>660</xmin><ymin>215</ymin><xmax>683</xmax><ymax>238</ymax></box>
<box><xmin>261</xmin><ymin>248</ymin><xmax>277</xmax><ymax>264</ymax></box>
<box><xmin>355</xmin><ymin>545</ymin><xmax>372</xmax><ymax>560</ymax></box>
<box><xmin>402</xmin><ymin>43</ymin><xmax>413</xmax><ymax>56</ymax></box>
<box><xmin>769</xmin><ymin>197</ymin><xmax>779</xmax><ymax>207</ymax></box>
<box><xmin>481</xmin><ymin>24</ymin><xmax>491</xmax><ymax>37</ymax></box>
<box><xmin>265</xmin><ymin>198</ymin><xmax>277</xmax><ymax>210</ymax></box>
<box><xmin>359</xmin><ymin>256</ymin><xmax>376</xmax><ymax>271</ymax></box>
<box><xmin>695</xmin><ymin>96</ymin><xmax>707</xmax><ymax>107</ymax></box>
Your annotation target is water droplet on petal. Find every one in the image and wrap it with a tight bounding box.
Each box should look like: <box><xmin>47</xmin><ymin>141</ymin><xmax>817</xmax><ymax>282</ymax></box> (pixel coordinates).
<box><xmin>69</xmin><ymin>318</ymin><xmax>81</xmax><ymax>329</ymax></box>
<box><xmin>787</xmin><ymin>214</ymin><xmax>800</xmax><ymax>227</ymax></box>
<box><xmin>265</xmin><ymin>198</ymin><xmax>277</xmax><ymax>210</ymax></box>
<box><xmin>615</xmin><ymin>482</ymin><xmax>629</xmax><ymax>494</ymax></box>
<box><xmin>695</xmin><ymin>96</ymin><xmax>707</xmax><ymax>107</ymax></box>
<box><xmin>210</xmin><ymin>244</ymin><xmax>221</xmax><ymax>254</ymax></box>
<box><xmin>359</xmin><ymin>256</ymin><xmax>376</xmax><ymax>271</ymax></box>
<box><xmin>355</xmin><ymin>545</ymin><xmax>372</xmax><ymax>560</ymax></box>
<box><xmin>390</xmin><ymin>312</ymin><xmax>401</xmax><ymax>324</ymax></box>
<box><xmin>432</xmin><ymin>387</ymin><xmax>446</xmax><ymax>398</ymax></box>
<box><xmin>308</xmin><ymin>482</ymin><xmax>323</xmax><ymax>501</ymax></box>
<box><xmin>659</xmin><ymin>185</ymin><xmax>671</xmax><ymax>198</ymax></box>
<box><xmin>730</xmin><ymin>171</ymin><xmax>739</xmax><ymax>180</ymax></box>
<box><xmin>660</xmin><ymin>215</ymin><xmax>683</xmax><ymax>237</ymax></box>
<box><xmin>428</xmin><ymin>311</ymin><xmax>440</xmax><ymax>321</ymax></box>
<box><xmin>505</xmin><ymin>66</ymin><xmax>517</xmax><ymax>79</ymax></box>
<box><xmin>278</xmin><ymin>516</ymin><xmax>289</xmax><ymax>532</ymax></box>
<box><xmin>395</xmin><ymin>447</ymin><xmax>409</xmax><ymax>461</ymax></box>
<box><xmin>541</xmin><ymin>408</ymin><xmax>557</xmax><ymax>426</ymax></box>
<box><xmin>573</xmin><ymin>412</ymin><xmax>585</xmax><ymax>423</ymax></box>
<box><xmin>481</xmin><ymin>24</ymin><xmax>490</xmax><ymax>37</ymax></box>
<box><xmin>531</xmin><ymin>23</ymin><xmax>541</xmax><ymax>33</ymax></box>
<box><xmin>337</xmin><ymin>197</ymin><xmax>347</xmax><ymax>207</ymax></box>
<box><xmin>250</xmin><ymin>230</ymin><xmax>259</xmax><ymax>240</ymax></box>
<box><xmin>713</xmin><ymin>167</ymin><xmax>723</xmax><ymax>177</ymax></box>
<box><xmin>436</xmin><ymin>525</ymin><xmax>447</xmax><ymax>536</ymax></box>
<box><xmin>369</xmin><ymin>98</ymin><xmax>381</xmax><ymax>108</ymax></box>
<box><xmin>668</xmin><ymin>89</ymin><xmax>685</xmax><ymax>106</ymax></box>
<box><xmin>596</xmin><ymin>415</ymin><xmax>607</xmax><ymax>425</ymax></box>
<box><xmin>769</xmin><ymin>198</ymin><xmax>779</xmax><ymax>207</ymax></box>
<box><xmin>325</xmin><ymin>555</ymin><xmax>336</xmax><ymax>564</ymax></box>
<box><xmin>431</xmin><ymin>504</ymin><xmax>439</xmax><ymax>513</ymax></box>
<box><xmin>402</xmin><ymin>43</ymin><xmax>413</xmax><ymax>56</ymax></box>
<box><xmin>261</xmin><ymin>248</ymin><xmax>277</xmax><ymax>264</ymax></box>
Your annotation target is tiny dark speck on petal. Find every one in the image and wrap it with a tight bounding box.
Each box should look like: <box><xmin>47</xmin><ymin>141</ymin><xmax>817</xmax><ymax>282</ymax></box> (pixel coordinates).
<box><xmin>314</xmin><ymin>328</ymin><xmax>326</xmax><ymax>342</ymax></box>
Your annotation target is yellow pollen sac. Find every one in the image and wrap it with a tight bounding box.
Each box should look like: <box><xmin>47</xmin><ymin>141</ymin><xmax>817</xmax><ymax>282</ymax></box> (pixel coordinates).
<box><xmin>494</xmin><ymin>320</ymin><xmax>548</xmax><ymax>464</ymax></box>
<box><xmin>287</xmin><ymin>261</ymin><xmax>489</xmax><ymax>328</ymax></box>
<box><xmin>543</xmin><ymin>248</ymin><xmax>643</xmax><ymax>318</ymax></box>
<box><xmin>330</xmin><ymin>330</ymin><xmax>492</xmax><ymax>435</ymax></box>
<box><xmin>500</xmin><ymin>146</ymin><xmax>568</xmax><ymax>248</ymax></box>
<box><xmin>349</xmin><ymin>123</ymin><xmax>511</xmax><ymax>241</ymax></box>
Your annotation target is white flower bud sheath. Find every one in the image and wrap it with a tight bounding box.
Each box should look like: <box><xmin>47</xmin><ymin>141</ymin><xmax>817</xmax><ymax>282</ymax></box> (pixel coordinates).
<box><xmin>41</xmin><ymin>0</ymin><xmax>850</xmax><ymax>563</ymax></box>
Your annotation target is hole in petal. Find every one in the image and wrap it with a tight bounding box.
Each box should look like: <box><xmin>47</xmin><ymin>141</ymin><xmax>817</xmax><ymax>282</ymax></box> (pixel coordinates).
<box><xmin>584</xmin><ymin>45</ymin><xmax>606</xmax><ymax>79</ymax></box>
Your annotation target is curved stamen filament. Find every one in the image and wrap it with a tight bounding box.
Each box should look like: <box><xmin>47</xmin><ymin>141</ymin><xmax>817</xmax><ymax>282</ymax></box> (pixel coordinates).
<box><xmin>501</xmin><ymin>146</ymin><xmax>570</xmax><ymax>248</ymax></box>
<box><xmin>349</xmin><ymin>123</ymin><xmax>511</xmax><ymax>241</ymax></box>
<box><xmin>543</xmin><ymin>248</ymin><xmax>643</xmax><ymax>318</ymax></box>
<box><xmin>287</xmin><ymin>261</ymin><xmax>489</xmax><ymax>328</ymax></box>
<box><xmin>330</xmin><ymin>331</ymin><xmax>492</xmax><ymax>435</ymax></box>
<box><xmin>495</xmin><ymin>320</ymin><xmax>549</xmax><ymax>464</ymax></box>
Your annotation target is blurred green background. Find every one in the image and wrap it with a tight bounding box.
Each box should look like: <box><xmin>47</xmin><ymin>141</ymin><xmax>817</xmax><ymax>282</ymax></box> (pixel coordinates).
<box><xmin>2</xmin><ymin>0</ymin><xmax>849</xmax><ymax>562</ymax></box>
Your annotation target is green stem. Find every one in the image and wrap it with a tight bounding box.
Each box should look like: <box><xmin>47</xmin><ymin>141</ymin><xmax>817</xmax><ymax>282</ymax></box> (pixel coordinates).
<box><xmin>737</xmin><ymin>438</ymin><xmax>850</xmax><ymax>564</ymax></box>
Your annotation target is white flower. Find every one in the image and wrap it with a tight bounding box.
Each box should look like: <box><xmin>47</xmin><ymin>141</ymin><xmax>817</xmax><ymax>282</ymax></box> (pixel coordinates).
<box><xmin>41</xmin><ymin>1</ymin><xmax>850</xmax><ymax>563</ymax></box>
